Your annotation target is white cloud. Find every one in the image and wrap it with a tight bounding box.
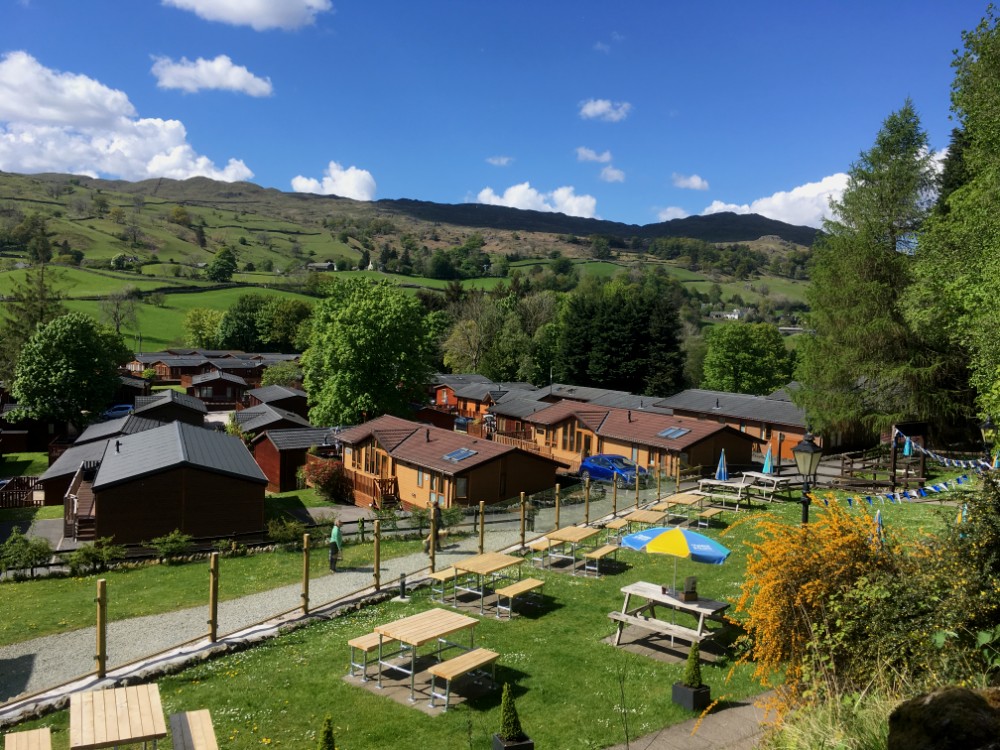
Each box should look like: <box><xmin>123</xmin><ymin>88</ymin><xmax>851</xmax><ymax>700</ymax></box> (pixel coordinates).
<box><xmin>0</xmin><ymin>52</ymin><xmax>252</xmax><ymax>182</ymax></box>
<box><xmin>291</xmin><ymin>161</ymin><xmax>376</xmax><ymax>201</ymax></box>
<box><xmin>151</xmin><ymin>55</ymin><xmax>273</xmax><ymax>96</ymax></box>
<box><xmin>477</xmin><ymin>182</ymin><xmax>597</xmax><ymax>218</ymax></box>
<box><xmin>672</xmin><ymin>172</ymin><xmax>709</xmax><ymax>190</ymax></box>
<box><xmin>162</xmin><ymin>0</ymin><xmax>332</xmax><ymax>30</ymax></box>
<box><xmin>576</xmin><ymin>146</ymin><xmax>611</xmax><ymax>163</ymax></box>
<box><xmin>0</xmin><ymin>51</ymin><xmax>134</xmax><ymax>126</ymax></box>
<box><xmin>657</xmin><ymin>206</ymin><xmax>689</xmax><ymax>221</ymax></box>
<box><xmin>701</xmin><ymin>173</ymin><xmax>849</xmax><ymax>228</ymax></box>
<box><xmin>593</xmin><ymin>41</ymin><xmax>611</xmax><ymax>54</ymax></box>
<box><xmin>486</xmin><ymin>155</ymin><xmax>512</xmax><ymax>166</ymax></box>
<box><xmin>600</xmin><ymin>165</ymin><xmax>625</xmax><ymax>183</ymax></box>
<box><xmin>578</xmin><ymin>98</ymin><xmax>631</xmax><ymax>122</ymax></box>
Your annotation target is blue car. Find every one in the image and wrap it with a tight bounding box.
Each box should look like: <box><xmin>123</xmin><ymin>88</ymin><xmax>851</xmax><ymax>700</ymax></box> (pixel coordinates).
<box><xmin>100</xmin><ymin>404</ymin><xmax>133</xmax><ymax>420</ymax></box>
<box><xmin>579</xmin><ymin>454</ymin><xmax>649</xmax><ymax>488</ymax></box>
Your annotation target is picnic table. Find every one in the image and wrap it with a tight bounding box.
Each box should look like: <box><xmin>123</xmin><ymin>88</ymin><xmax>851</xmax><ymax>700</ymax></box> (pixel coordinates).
<box><xmin>652</xmin><ymin>493</ymin><xmax>703</xmax><ymax>518</ymax></box>
<box><xmin>69</xmin><ymin>684</ymin><xmax>167</xmax><ymax>749</ymax></box>
<box><xmin>697</xmin><ymin>477</ymin><xmax>751</xmax><ymax>508</ymax></box>
<box><xmin>622</xmin><ymin>508</ymin><xmax>666</xmax><ymax>532</ymax></box>
<box><xmin>546</xmin><ymin>525</ymin><xmax>601</xmax><ymax>574</ymax></box>
<box><xmin>375</xmin><ymin>608</ymin><xmax>479</xmax><ymax>701</ymax></box>
<box><xmin>740</xmin><ymin>471</ymin><xmax>792</xmax><ymax>501</ymax></box>
<box><xmin>452</xmin><ymin>552</ymin><xmax>523</xmax><ymax>614</ymax></box>
<box><xmin>610</xmin><ymin>581</ymin><xmax>730</xmax><ymax>648</ymax></box>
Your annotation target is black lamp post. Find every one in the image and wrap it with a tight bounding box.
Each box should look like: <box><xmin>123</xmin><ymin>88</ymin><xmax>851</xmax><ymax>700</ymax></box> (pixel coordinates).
<box><xmin>980</xmin><ymin>416</ymin><xmax>997</xmax><ymax>457</ymax></box>
<box><xmin>792</xmin><ymin>431</ymin><xmax>823</xmax><ymax>525</ymax></box>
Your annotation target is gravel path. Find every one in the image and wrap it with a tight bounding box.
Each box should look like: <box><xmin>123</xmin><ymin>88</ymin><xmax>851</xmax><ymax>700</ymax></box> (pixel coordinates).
<box><xmin>0</xmin><ymin>528</ymin><xmax>524</xmax><ymax>704</ymax></box>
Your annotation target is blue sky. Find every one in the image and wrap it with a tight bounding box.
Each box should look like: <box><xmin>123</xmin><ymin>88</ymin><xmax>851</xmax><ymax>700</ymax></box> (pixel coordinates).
<box><xmin>0</xmin><ymin>1</ymin><xmax>986</xmax><ymax>228</ymax></box>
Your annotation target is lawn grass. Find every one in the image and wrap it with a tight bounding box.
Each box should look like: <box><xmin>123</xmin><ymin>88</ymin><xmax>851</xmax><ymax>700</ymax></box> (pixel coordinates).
<box><xmin>0</xmin><ymin>452</ymin><xmax>49</xmax><ymax>478</ymax></box>
<box><xmin>7</xmin><ymin>498</ymin><xmax>953</xmax><ymax>748</ymax></box>
<box><xmin>64</xmin><ymin>286</ymin><xmax>317</xmax><ymax>350</ymax></box>
<box><xmin>0</xmin><ymin>536</ymin><xmax>424</xmax><ymax>648</ymax></box>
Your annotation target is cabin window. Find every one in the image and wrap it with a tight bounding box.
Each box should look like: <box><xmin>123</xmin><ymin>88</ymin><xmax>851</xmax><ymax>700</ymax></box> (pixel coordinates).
<box><xmin>417</xmin><ymin>469</ymin><xmax>424</xmax><ymax>487</ymax></box>
<box><xmin>456</xmin><ymin>477</ymin><xmax>468</xmax><ymax>499</ymax></box>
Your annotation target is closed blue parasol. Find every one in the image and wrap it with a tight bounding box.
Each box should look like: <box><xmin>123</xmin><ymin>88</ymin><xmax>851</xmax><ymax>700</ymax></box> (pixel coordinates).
<box><xmin>761</xmin><ymin>445</ymin><xmax>773</xmax><ymax>474</ymax></box>
<box><xmin>714</xmin><ymin>449</ymin><xmax>728</xmax><ymax>481</ymax></box>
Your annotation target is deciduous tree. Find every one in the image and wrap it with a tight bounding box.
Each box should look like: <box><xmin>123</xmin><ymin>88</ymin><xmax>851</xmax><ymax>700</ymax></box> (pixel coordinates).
<box><xmin>302</xmin><ymin>279</ymin><xmax>435</xmax><ymax>425</ymax></box>
<box><xmin>0</xmin><ymin>264</ymin><xmax>66</xmax><ymax>381</ymax></box>
<box><xmin>10</xmin><ymin>313</ymin><xmax>131</xmax><ymax>430</ymax></box>
<box><xmin>702</xmin><ymin>322</ymin><xmax>791</xmax><ymax>395</ymax></box>
<box><xmin>183</xmin><ymin>308</ymin><xmax>224</xmax><ymax>349</ymax></box>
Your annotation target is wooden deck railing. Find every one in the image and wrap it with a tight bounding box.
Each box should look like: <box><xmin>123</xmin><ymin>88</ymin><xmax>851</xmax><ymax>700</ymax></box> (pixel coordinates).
<box><xmin>0</xmin><ymin>476</ymin><xmax>41</xmax><ymax>509</ymax></box>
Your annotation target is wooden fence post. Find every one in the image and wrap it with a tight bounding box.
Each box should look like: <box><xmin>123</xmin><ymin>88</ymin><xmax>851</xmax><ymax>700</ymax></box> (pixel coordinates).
<box><xmin>95</xmin><ymin>579</ymin><xmax>107</xmax><ymax>678</ymax></box>
<box><xmin>373</xmin><ymin>521</ymin><xmax>381</xmax><ymax>591</ymax></box>
<box><xmin>478</xmin><ymin>501</ymin><xmax>485</xmax><ymax>554</ymax></box>
<box><xmin>208</xmin><ymin>553</ymin><xmax>219</xmax><ymax>642</ymax></box>
<box><xmin>301</xmin><ymin>533</ymin><xmax>310</xmax><ymax>615</ymax></box>
<box><xmin>584</xmin><ymin>478</ymin><xmax>590</xmax><ymax>526</ymax></box>
<box><xmin>635</xmin><ymin>471</ymin><xmax>640</xmax><ymax>509</ymax></box>
<box><xmin>519</xmin><ymin>492</ymin><xmax>526</xmax><ymax>548</ymax></box>
<box><xmin>554</xmin><ymin>483</ymin><xmax>561</xmax><ymax>529</ymax></box>
<box><xmin>429</xmin><ymin>513</ymin><xmax>437</xmax><ymax>573</ymax></box>
<box><xmin>612</xmin><ymin>481</ymin><xmax>618</xmax><ymax>516</ymax></box>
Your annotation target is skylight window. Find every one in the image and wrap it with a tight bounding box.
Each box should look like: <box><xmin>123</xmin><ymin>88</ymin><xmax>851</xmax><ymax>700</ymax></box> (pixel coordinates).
<box><xmin>443</xmin><ymin>447</ymin><xmax>478</xmax><ymax>462</ymax></box>
<box><xmin>657</xmin><ymin>427</ymin><xmax>691</xmax><ymax>439</ymax></box>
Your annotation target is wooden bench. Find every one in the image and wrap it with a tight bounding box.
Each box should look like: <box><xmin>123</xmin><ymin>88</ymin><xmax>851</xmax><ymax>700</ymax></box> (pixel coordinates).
<box><xmin>428</xmin><ymin>648</ymin><xmax>499</xmax><ymax>711</ymax></box>
<box><xmin>3</xmin><ymin>728</ymin><xmax>51</xmax><ymax>750</ymax></box>
<box><xmin>494</xmin><ymin>577</ymin><xmax>544</xmax><ymax>619</ymax></box>
<box><xmin>583</xmin><ymin>544</ymin><xmax>619</xmax><ymax>577</ymax></box>
<box><xmin>608</xmin><ymin>611</ymin><xmax>714</xmax><ymax>646</ymax></box>
<box><xmin>348</xmin><ymin>632</ymin><xmax>401</xmax><ymax>681</ymax></box>
<box><xmin>427</xmin><ymin>566</ymin><xmax>456</xmax><ymax>603</ymax></box>
<box><xmin>169</xmin><ymin>710</ymin><xmax>218</xmax><ymax>750</ymax></box>
<box><xmin>527</xmin><ymin>538</ymin><xmax>558</xmax><ymax>568</ymax></box>
<box><xmin>603</xmin><ymin>518</ymin><xmax>628</xmax><ymax>543</ymax></box>
<box><xmin>697</xmin><ymin>508</ymin><xmax>724</xmax><ymax>528</ymax></box>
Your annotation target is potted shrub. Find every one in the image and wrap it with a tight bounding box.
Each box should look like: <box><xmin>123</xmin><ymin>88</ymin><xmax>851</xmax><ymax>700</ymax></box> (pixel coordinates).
<box><xmin>672</xmin><ymin>642</ymin><xmax>711</xmax><ymax>711</ymax></box>
<box><xmin>492</xmin><ymin>683</ymin><xmax>533</xmax><ymax>749</ymax></box>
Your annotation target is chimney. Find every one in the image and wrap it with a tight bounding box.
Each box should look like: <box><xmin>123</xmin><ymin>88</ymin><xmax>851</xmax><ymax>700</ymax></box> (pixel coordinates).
<box><xmin>627</xmin><ymin>410</ymin><xmax>632</xmax><ymax>423</ymax></box>
<box><xmin>425</xmin><ymin>428</ymin><xmax>430</xmax><ymax>442</ymax></box>
<box><xmin>115</xmin><ymin>440</ymin><xmax>122</xmax><ymax>453</ymax></box>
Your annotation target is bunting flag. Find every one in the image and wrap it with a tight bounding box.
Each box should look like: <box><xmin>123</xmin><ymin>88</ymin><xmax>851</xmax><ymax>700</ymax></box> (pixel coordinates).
<box><xmin>893</xmin><ymin>428</ymin><xmax>996</xmax><ymax>471</ymax></box>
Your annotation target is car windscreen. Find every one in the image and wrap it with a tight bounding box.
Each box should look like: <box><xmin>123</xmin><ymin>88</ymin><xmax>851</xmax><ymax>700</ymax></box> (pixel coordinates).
<box><xmin>608</xmin><ymin>457</ymin><xmax>635</xmax><ymax>469</ymax></box>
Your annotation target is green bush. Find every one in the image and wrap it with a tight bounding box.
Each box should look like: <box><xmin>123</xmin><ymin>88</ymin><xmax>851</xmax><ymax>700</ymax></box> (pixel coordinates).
<box><xmin>267</xmin><ymin>518</ymin><xmax>307</xmax><ymax>549</ymax></box>
<box><xmin>67</xmin><ymin>537</ymin><xmax>126</xmax><ymax>575</ymax></box>
<box><xmin>0</xmin><ymin>528</ymin><xmax>53</xmax><ymax>578</ymax></box>
<box><xmin>148</xmin><ymin>529</ymin><xmax>193</xmax><ymax>563</ymax></box>
<box><xmin>682</xmin><ymin>642</ymin><xmax>703</xmax><ymax>688</ymax></box>
<box><xmin>498</xmin><ymin>682</ymin><xmax>526</xmax><ymax>741</ymax></box>
<box><xmin>317</xmin><ymin>716</ymin><xmax>335</xmax><ymax>750</ymax></box>
<box><xmin>302</xmin><ymin>459</ymin><xmax>350</xmax><ymax>503</ymax></box>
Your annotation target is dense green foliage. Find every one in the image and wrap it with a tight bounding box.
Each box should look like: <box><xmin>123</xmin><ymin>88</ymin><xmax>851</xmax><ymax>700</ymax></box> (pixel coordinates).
<box><xmin>0</xmin><ymin>264</ymin><xmax>67</xmax><ymax>381</ymax></box>
<box><xmin>10</xmin><ymin>312</ymin><xmax>131</xmax><ymax>429</ymax></box>
<box><xmin>701</xmin><ymin>322</ymin><xmax>792</xmax><ymax>395</ymax></box>
<box><xmin>908</xmin><ymin>8</ymin><xmax>1000</xmax><ymax>421</ymax></box>
<box><xmin>302</xmin><ymin>279</ymin><xmax>436</xmax><ymax>425</ymax></box>
<box><xmin>0</xmin><ymin>528</ymin><xmax>52</xmax><ymax>578</ymax></box>
<box><xmin>794</xmin><ymin>101</ymin><xmax>962</xmax><ymax>434</ymax></box>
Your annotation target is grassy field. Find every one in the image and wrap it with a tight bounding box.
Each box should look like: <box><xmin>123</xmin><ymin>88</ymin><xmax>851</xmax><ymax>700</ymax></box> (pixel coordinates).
<box><xmin>0</xmin><ymin>534</ymin><xmax>425</xmax><ymax>648</ymax></box>
<box><xmin>4</xmin><ymin>497</ymin><xmax>955</xmax><ymax>748</ymax></box>
<box><xmin>0</xmin><ymin>452</ymin><xmax>49</xmax><ymax>479</ymax></box>
<box><xmin>63</xmin><ymin>286</ymin><xmax>317</xmax><ymax>350</ymax></box>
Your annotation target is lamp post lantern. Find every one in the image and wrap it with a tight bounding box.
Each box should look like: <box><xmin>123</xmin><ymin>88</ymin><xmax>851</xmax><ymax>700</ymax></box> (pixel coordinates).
<box><xmin>792</xmin><ymin>431</ymin><xmax>823</xmax><ymax>525</ymax></box>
